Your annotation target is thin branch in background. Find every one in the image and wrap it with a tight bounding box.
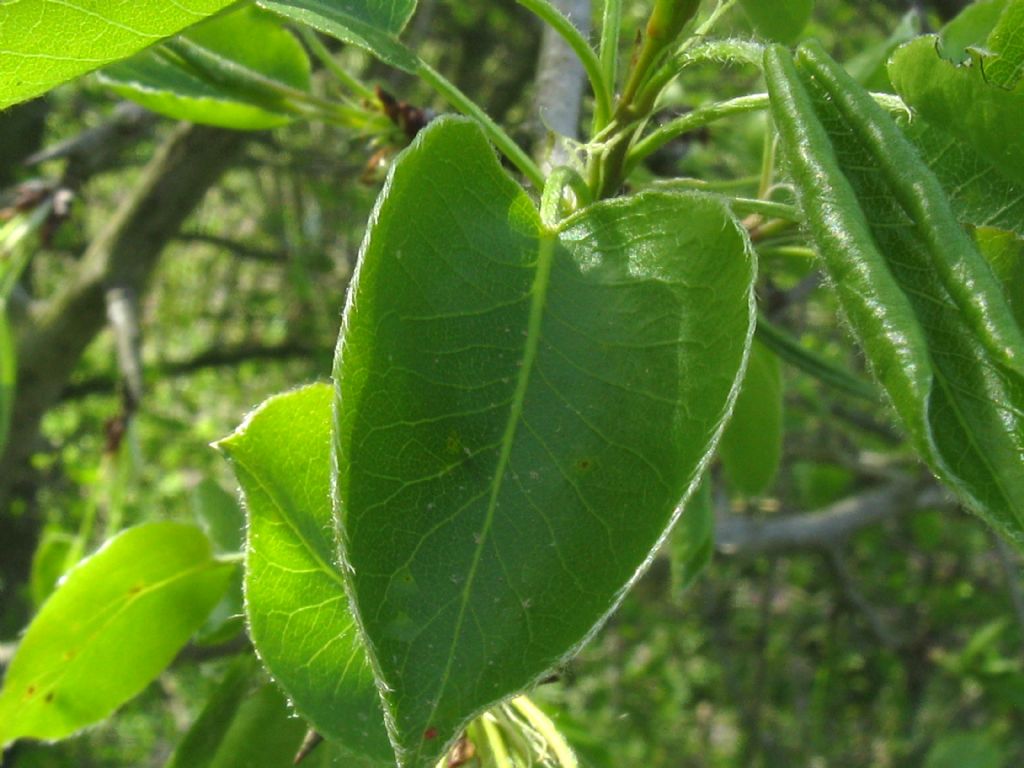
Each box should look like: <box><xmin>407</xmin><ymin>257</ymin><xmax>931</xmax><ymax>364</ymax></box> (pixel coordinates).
<box><xmin>24</xmin><ymin>102</ymin><xmax>156</xmax><ymax>187</ymax></box>
<box><xmin>105</xmin><ymin>285</ymin><xmax>143</xmax><ymax>415</ymax></box>
<box><xmin>175</xmin><ymin>231</ymin><xmax>287</xmax><ymax>263</ymax></box>
<box><xmin>59</xmin><ymin>341</ymin><xmax>322</xmax><ymax>402</ymax></box>
<box><xmin>532</xmin><ymin>0</ymin><xmax>591</xmax><ymax>168</ymax></box>
<box><xmin>716</xmin><ymin>481</ymin><xmax>954</xmax><ymax>557</ymax></box>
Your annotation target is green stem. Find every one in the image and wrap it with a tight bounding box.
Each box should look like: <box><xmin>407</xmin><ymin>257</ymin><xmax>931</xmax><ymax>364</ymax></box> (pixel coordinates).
<box><xmin>674</xmin><ymin>37</ymin><xmax>765</xmax><ymax>68</ymax></box>
<box><xmin>158</xmin><ymin>41</ymin><xmax>357</xmax><ymax>127</ymax></box>
<box><xmin>299</xmin><ymin>27</ymin><xmax>376</xmax><ymax>101</ymax></box>
<box><xmin>756</xmin><ymin>315</ymin><xmax>878</xmax><ymax>401</ymax></box>
<box><xmin>598</xmin><ymin>0</ymin><xmax>623</xmax><ymax>105</ymax></box>
<box><xmin>625</xmin><ymin>92</ymin><xmax>769</xmax><ymax>174</ymax></box>
<box><xmin>518</xmin><ymin>0</ymin><xmax>613</xmax><ymax>129</ymax></box>
<box><xmin>509</xmin><ymin>696</ymin><xmax>578</xmax><ymax>767</ymax></box>
<box><xmin>728</xmin><ymin>197</ymin><xmax>799</xmax><ymax>222</ymax></box>
<box><xmin>758</xmin><ymin>245</ymin><xmax>816</xmax><ymax>260</ymax></box>
<box><xmin>652</xmin><ymin>174</ymin><xmax>761</xmax><ymax>191</ymax></box>
<box><xmin>415</xmin><ymin>60</ymin><xmax>545</xmax><ymax>191</ymax></box>
<box><xmin>635</xmin><ymin>0</ymin><xmax>740</xmax><ymax>106</ymax></box>
<box><xmin>757</xmin><ymin>123</ymin><xmax>776</xmax><ymax>199</ymax></box>
<box><xmin>481</xmin><ymin>717</ymin><xmax>514</xmax><ymax>768</ymax></box>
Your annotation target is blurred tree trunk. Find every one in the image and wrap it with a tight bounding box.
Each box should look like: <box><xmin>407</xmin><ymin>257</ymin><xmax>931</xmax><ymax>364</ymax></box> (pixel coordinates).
<box><xmin>0</xmin><ymin>122</ymin><xmax>244</xmax><ymax>627</ymax></box>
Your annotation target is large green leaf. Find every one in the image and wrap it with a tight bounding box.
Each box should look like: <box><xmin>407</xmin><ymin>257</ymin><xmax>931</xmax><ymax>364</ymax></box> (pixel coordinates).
<box><xmin>717</xmin><ymin>340</ymin><xmax>783</xmax><ymax>496</ymax></box>
<box><xmin>216</xmin><ymin>383</ymin><xmax>392</xmax><ymax>764</ymax></box>
<box><xmin>738</xmin><ymin>0</ymin><xmax>814</xmax><ymax>43</ymax></box>
<box><xmin>889</xmin><ymin>36</ymin><xmax>1024</xmax><ymax>186</ymax></box>
<box><xmin>766</xmin><ymin>43</ymin><xmax>1024</xmax><ymax>544</ymax></box>
<box><xmin>334</xmin><ymin>116</ymin><xmax>756</xmax><ymax>766</ymax></box>
<box><xmin>0</xmin><ymin>522</ymin><xmax>233</xmax><ymax>747</ymax></box>
<box><xmin>258</xmin><ymin>0</ymin><xmax>418</xmax><ymax>72</ymax></box>
<box><xmin>99</xmin><ymin>8</ymin><xmax>310</xmax><ymax>130</ymax></box>
<box><xmin>0</xmin><ymin>0</ymin><xmax>243</xmax><ymax>110</ymax></box>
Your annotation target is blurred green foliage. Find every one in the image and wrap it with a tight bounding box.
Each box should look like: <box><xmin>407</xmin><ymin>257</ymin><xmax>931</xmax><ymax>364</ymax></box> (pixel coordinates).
<box><xmin>4</xmin><ymin>0</ymin><xmax>1023</xmax><ymax>766</ymax></box>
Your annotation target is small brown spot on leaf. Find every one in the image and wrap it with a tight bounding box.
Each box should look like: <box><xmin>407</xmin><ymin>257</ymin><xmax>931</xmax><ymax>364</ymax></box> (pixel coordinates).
<box><xmin>44</xmin><ymin>691</ymin><xmax>55</xmax><ymax>703</ymax></box>
<box><xmin>424</xmin><ymin>727</ymin><xmax>438</xmax><ymax>740</ymax></box>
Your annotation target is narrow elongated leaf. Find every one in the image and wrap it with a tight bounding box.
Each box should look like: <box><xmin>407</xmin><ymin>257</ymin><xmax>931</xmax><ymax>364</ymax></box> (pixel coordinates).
<box><xmin>99</xmin><ymin>8</ymin><xmax>310</xmax><ymax>130</ymax></box>
<box><xmin>890</xmin><ymin>36</ymin><xmax>1024</xmax><ymax>186</ymax></box>
<box><xmin>258</xmin><ymin>0</ymin><xmax>418</xmax><ymax>72</ymax></box>
<box><xmin>334</xmin><ymin>116</ymin><xmax>755</xmax><ymax>766</ymax></box>
<box><xmin>192</xmin><ymin>478</ymin><xmax>245</xmax><ymax>644</ymax></box>
<box><xmin>166</xmin><ymin>655</ymin><xmax>259</xmax><ymax>768</ymax></box>
<box><xmin>0</xmin><ymin>301</ymin><xmax>14</xmax><ymax>459</ymax></box>
<box><xmin>28</xmin><ymin>527</ymin><xmax>75</xmax><ymax>608</ymax></box>
<box><xmin>0</xmin><ymin>0</ymin><xmax>242</xmax><ymax>110</ymax></box>
<box><xmin>670</xmin><ymin>475</ymin><xmax>714</xmax><ymax>597</ymax></box>
<box><xmin>738</xmin><ymin>0</ymin><xmax>814</xmax><ymax>43</ymax></box>
<box><xmin>766</xmin><ymin>44</ymin><xmax>1024</xmax><ymax>544</ymax></box>
<box><xmin>0</xmin><ymin>522</ymin><xmax>234</xmax><ymax>747</ymax></box>
<box><xmin>193</xmin><ymin>477</ymin><xmax>244</xmax><ymax>554</ymax></box>
<box><xmin>216</xmin><ymin>383</ymin><xmax>392</xmax><ymax>764</ymax></box>
<box><xmin>718</xmin><ymin>340</ymin><xmax>783</xmax><ymax>496</ymax></box>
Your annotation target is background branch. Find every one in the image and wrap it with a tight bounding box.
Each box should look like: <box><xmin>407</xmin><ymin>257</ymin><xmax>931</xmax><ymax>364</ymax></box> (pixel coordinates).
<box><xmin>532</xmin><ymin>0</ymin><xmax>591</xmax><ymax>168</ymax></box>
<box><xmin>716</xmin><ymin>480</ymin><xmax>954</xmax><ymax>557</ymax></box>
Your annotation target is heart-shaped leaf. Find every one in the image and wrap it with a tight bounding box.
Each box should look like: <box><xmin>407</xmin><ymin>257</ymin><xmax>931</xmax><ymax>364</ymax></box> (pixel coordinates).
<box><xmin>0</xmin><ymin>0</ymin><xmax>242</xmax><ymax>110</ymax></box>
<box><xmin>216</xmin><ymin>383</ymin><xmax>392</xmax><ymax>764</ymax></box>
<box><xmin>333</xmin><ymin>116</ymin><xmax>756</xmax><ymax>766</ymax></box>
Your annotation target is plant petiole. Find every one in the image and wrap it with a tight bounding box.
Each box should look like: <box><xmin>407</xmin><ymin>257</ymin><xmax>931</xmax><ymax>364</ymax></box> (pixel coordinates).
<box><xmin>415</xmin><ymin>59</ymin><xmax>545</xmax><ymax>191</ymax></box>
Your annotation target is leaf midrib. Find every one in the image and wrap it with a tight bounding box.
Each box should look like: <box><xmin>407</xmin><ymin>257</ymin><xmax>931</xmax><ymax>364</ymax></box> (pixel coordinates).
<box><xmin>228</xmin><ymin>454</ymin><xmax>346</xmax><ymax>591</ymax></box>
<box><xmin>408</xmin><ymin>229</ymin><xmax>556</xmax><ymax>764</ymax></box>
